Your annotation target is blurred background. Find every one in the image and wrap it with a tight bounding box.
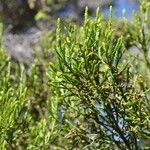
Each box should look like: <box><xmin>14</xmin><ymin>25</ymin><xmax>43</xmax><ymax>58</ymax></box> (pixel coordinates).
<box><xmin>0</xmin><ymin>0</ymin><xmax>139</xmax><ymax>63</ymax></box>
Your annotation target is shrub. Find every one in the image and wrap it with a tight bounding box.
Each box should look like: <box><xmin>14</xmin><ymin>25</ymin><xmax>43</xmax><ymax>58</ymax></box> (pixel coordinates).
<box><xmin>0</xmin><ymin>23</ymin><xmax>27</xmax><ymax>149</ymax></box>
<box><xmin>0</xmin><ymin>1</ymin><xmax>150</xmax><ymax>149</ymax></box>
<box><xmin>49</xmin><ymin>2</ymin><xmax>150</xmax><ymax>150</ymax></box>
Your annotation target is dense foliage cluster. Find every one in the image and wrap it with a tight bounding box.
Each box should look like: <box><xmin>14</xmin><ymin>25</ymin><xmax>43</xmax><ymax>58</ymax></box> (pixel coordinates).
<box><xmin>0</xmin><ymin>0</ymin><xmax>150</xmax><ymax>149</ymax></box>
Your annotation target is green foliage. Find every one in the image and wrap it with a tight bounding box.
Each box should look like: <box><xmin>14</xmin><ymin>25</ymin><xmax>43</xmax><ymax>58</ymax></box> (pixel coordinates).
<box><xmin>49</xmin><ymin>3</ymin><xmax>150</xmax><ymax>150</ymax></box>
<box><xmin>0</xmin><ymin>23</ymin><xmax>58</xmax><ymax>149</ymax></box>
<box><xmin>0</xmin><ymin>1</ymin><xmax>150</xmax><ymax>150</ymax></box>
<box><xmin>0</xmin><ymin>23</ymin><xmax>27</xmax><ymax>149</ymax></box>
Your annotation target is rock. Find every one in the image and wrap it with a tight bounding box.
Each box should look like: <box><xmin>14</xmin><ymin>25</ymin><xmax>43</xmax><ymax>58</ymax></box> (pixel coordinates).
<box><xmin>77</xmin><ymin>0</ymin><xmax>114</xmax><ymax>10</ymax></box>
<box><xmin>3</xmin><ymin>27</ymin><xmax>47</xmax><ymax>64</ymax></box>
<box><xmin>0</xmin><ymin>0</ymin><xmax>53</xmax><ymax>65</ymax></box>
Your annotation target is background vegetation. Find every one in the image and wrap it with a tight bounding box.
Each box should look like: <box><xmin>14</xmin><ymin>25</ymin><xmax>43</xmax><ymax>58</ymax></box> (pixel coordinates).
<box><xmin>0</xmin><ymin>0</ymin><xmax>150</xmax><ymax>149</ymax></box>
